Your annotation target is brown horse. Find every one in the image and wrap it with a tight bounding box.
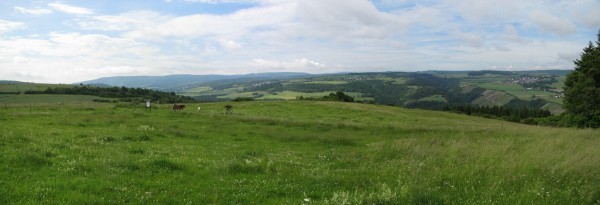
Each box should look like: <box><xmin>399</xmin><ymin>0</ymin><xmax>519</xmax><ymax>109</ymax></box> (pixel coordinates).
<box><xmin>172</xmin><ymin>104</ymin><xmax>185</xmax><ymax>111</ymax></box>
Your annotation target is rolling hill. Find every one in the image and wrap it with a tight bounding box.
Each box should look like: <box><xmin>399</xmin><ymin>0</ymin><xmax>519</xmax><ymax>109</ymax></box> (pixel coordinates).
<box><xmin>169</xmin><ymin>70</ymin><xmax>569</xmax><ymax>114</ymax></box>
<box><xmin>14</xmin><ymin>69</ymin><xmax>570</xmax><ymax>114</ymax></box>
<box><xmin>79</xmin><ymin>72</ymin><xmax>313</xmax><ymax>91</ymax></box>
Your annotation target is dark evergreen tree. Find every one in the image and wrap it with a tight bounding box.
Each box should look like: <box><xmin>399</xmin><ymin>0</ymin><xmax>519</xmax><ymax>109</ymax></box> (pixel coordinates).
<box><xmin>563</xmin><ymin>30</ymin><xmax>600</xmax><ymax>127</ymax></box>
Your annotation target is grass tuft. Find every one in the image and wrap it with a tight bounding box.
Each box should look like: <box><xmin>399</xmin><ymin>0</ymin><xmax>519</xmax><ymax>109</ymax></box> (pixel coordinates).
<box><xmin>149</xmin><ymin>159</ymin><xmax>184</xmax><ymax>172</ymax></box>
<box><xmin>18</xmin><ymin>154</ymin><xmax>52</xmax><ymax>167</ymax></box>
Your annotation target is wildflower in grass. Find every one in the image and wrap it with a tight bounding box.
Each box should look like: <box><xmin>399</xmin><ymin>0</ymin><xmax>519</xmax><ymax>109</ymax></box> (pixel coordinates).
<box><xmin>303</xmin><ymin>192</ymin><xmax>311</xmax><ymax>204</ymax></box>
<box><xmin>138</xmin><ymin>125</ymin><xmax>155</xmax><ymax>131</ymax></box>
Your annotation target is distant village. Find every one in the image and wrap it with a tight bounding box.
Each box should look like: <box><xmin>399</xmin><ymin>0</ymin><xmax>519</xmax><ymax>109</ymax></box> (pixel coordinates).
<box><xmin>509</xmin><ymin>76</ymin><xmax>542</xmax><ymax>84</ymax></box>
<box><xmin>251</xmin><ymin>81</ymin><xmax>274</xmax><ymax>87</ymax></box>
<box><xmin>509</xmin><ymin>75</ymin><xmax>564</xmax><ymax>98</ymax></box>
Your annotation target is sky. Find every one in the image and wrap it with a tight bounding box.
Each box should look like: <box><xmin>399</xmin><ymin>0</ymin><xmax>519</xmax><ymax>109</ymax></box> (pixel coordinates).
<box><xmin>1</xmin><ymin>0</ymin><xmax>599</xmax><ymax>83</ymax></box>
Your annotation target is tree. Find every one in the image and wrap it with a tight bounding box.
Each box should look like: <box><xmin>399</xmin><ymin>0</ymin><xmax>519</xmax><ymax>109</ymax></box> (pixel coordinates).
<box><xmin>324</xmin><ymin>91</ymin><xmax>354</xmax><ymax>102</ymax></box>
<box><xmin>563</xmin><ymin>30</ymin><xmax>600</xmax><ymax>127</ymax></box>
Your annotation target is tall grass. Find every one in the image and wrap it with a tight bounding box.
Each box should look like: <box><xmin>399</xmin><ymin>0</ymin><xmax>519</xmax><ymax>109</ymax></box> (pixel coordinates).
<box><xmin>0</xmin><ymin>100</ymin><xmax>598</xmax><ymax>204</ymax></box>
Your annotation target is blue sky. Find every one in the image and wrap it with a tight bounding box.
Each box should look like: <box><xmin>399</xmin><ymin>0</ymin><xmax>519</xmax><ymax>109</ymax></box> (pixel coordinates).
<box><xmin>1</xmin><ymin>0</ymin><xmax>599</xmax><ymax>83</ymax></box>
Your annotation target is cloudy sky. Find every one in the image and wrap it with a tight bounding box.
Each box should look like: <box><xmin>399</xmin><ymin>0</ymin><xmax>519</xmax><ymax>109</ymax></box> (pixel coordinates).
<box><xmin>1</xmin><ymin>0</ymin><xmax>599</xmax><ymax>83</ymax></box>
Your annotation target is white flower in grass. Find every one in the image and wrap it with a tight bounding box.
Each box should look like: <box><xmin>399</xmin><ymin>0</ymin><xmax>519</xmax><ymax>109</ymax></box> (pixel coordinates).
<box><xmin>137</xmin><ymin>125</ymin><xmax>155</xmax><ymax>131</ymax></box>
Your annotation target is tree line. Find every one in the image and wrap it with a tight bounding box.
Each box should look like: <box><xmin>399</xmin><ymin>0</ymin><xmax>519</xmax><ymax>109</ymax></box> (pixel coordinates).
<box><xmin>297</xmin><ymin>91</ymin><xmax>355</xmax><ymax>102</ymax></box>
<box><xmin>25</xmin><ymin>85</ymin><xmax>196</xmax><ymax>103</ymax></box>
<box><xmin>443</xmin><ymin>105</ymin><xmax>552</xmax><ymax>123</ymax></box>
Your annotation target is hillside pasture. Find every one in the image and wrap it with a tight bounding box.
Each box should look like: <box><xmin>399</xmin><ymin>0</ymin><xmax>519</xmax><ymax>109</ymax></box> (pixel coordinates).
<box><xmin>541</xmin><ymin>102</ymin><xmax>565</xmax><ymax>114</ymax></box>
<box><xmin>471</xmin><ymin>90</ymin><xmax>516</xmax><ymax>106</ymax></box>
<box><xmin>0</xmin><ymin>100</ymin><xmax>598</xmax><ymax>204</ymax></box>
<box><xmin>0</xmin><ymin>94</ymin><xmax>114</xmax><ymax>104</ymax></box>
<box><xmin>0</xmin><ymin>83</ymin><xmax>74</xmax><ymax>94</ymax></box>
<box><xmin>179</xmin><ymin>86</ymin><xmax>213</xmax><ymax>96</ymax></box>
<box><xmin>418</xmin><ymin>94</ymin><xmax>447</xmax><ymax>102</ymax></box>
<box><xmin>478</xmin><ymin>82</ymin><xmax>525</xmax><ymax>91</ymax></box>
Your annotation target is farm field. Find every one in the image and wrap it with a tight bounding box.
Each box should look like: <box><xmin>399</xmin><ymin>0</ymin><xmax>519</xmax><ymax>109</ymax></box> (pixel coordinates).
<box><xmin>216</xmin><ymin>91</ymin><xmax>375</xmax><ymax>102</ymax></box>
<box><xmin>471</xmin><ymin>90</ymin><xmax>516</xmax><ymax>106</ymax></box>
<box><xmin>1</xmin><ymin>99</ymin><xmax>599</xmax><ymax>204</ymax></box>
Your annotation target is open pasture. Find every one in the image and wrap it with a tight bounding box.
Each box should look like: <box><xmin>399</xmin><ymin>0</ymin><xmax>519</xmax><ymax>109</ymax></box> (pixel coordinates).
<box><xmin>0</xmin><ymin>100</ymin><xmax>599</xmax><ymax>204</ymax></box>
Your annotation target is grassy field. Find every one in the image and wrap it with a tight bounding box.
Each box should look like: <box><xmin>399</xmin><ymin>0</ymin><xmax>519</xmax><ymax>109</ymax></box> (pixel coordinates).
<box><xmin>1</xmin><ymin>99</ymin><xmax>599</xmax><ymax>204</ymax></box>
<box><xmin>477</xmin><ymin>82</ymin><xmax>525</xmax><ymax>92</ymax></box>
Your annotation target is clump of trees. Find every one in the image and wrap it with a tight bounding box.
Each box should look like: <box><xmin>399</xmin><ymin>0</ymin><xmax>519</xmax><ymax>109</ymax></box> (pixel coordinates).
<box><xmin>558</xmin><ymin>30</ymin><xmax>600</xmax><ymax>128</ymax></box>
<box><xmin>296</xmin><ymin>91</ymin><xmax>355</xmax><ymax>102</ymax></box>
<box><xmin>233</xmin><ymin>97</ymin><xmax>254</xmax><ymax>102</ymax></box>
<box><xmin>323</xmin><ymin>91</ymin><xmax>355</xmax><ymax>102</ymax></box>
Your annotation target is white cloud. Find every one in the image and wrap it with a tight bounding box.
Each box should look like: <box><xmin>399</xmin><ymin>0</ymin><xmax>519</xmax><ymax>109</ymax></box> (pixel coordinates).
<box><xmin>456</xmin><ymin>32</ymin><xmax>483</xmax><ymax>48</ymax></box>
<box><xmin>400</xmin><ymin>6</ymin><xmax>446</xmax><ymax>28</ymax></box>
<box><xmin>218</xmin><ymin>39</ymin><xmax>242</xmax><ymax>50</ymax></box>
<box><xmin>0</xmin><ymin>33</ymin><xmax>169</xmax><ymax>82</ymax></box>
<box><xmin>0</xmin><ymin>19</ymin><xmax>25</xmax><ymax>34</ymax></box>
<box><xmin>500</xmin><ymin>24</ymin><xmax>526</xmax><ymax>43</ymax></box>
<box><xmin>250</xmin><ymin>58</ymin><xmax>325</xmax><ymax>72</ymax></box>
<box><xmin>77</xmin><ymin>11</ymin><xmax>167</xmax><ymax>31</ymax></box>
<box><xmin>183</xmin><ymin>0</ymin><xmax>256</xmax><ymax>3</ymax></box>
<box><xmin>445</xmin><ymin>0</ymin><xmax>520</xmax><ymax>23</ymax></box>
<box><xmin>121</xmin><ymin>1</ymin><xmax>294</xmax><ymax>41</ymax></box>
<box><xmin>48</xmin><ymin>2</ymin><xmax>94</xmax><ymax>15</ymax></box>
<box><xmin>296</xmin><ymin>0</ymin><xmax>408</xmax><ymax>40</ymax></box>
<box><xmin>14</xmin><ymin>6</ymin><xmax>53</xmax><ymax>15</ymax></box>
<box><xmin>529</xmin><ymin>10</ymin><xmax>576</xmax><ymax>36</ymax></box>
<box><xmin>558</xmin><ymin>52</ymin><xmax>579</xmax><ymax>62</ymax></box>
<box><xmin>576</xmin><ymin>3</ymin><xmax>600</xmax><ymax>28</ymax></box>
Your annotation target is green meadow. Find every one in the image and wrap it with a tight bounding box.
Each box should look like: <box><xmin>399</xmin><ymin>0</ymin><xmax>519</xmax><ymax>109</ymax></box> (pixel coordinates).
<box><xmin>1</xmin><ymin>99</ymin><xmax>599</xmax><ymax>204</ymax></box>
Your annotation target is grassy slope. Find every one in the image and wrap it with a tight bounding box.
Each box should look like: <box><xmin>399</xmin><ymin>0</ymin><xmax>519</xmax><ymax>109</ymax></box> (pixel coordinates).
<box><xmin>1</xmin><ymin>101</ymin><xmax>599</xmax><ymax>204</ymax></box>
<box><xmin>472</xmin><ymin>90</ymin><xmax>516</xmax><ymax>106</ymax></box>
<box><xmin>0</xmin><ymin>83</ymin><xmax>74</xmax><ymax>93</ymax></box>
<box><xmin>0</xmin><ymin>94</ymin><xmax>113</xmax><ymax>104</ymax></box>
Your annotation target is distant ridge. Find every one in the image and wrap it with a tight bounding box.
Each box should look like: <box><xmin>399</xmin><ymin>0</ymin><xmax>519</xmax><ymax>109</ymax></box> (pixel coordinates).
<box><xmin>79</xmin><ymin>72</ymin><xmax>312</xmax><ymax>91</ymax></box>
